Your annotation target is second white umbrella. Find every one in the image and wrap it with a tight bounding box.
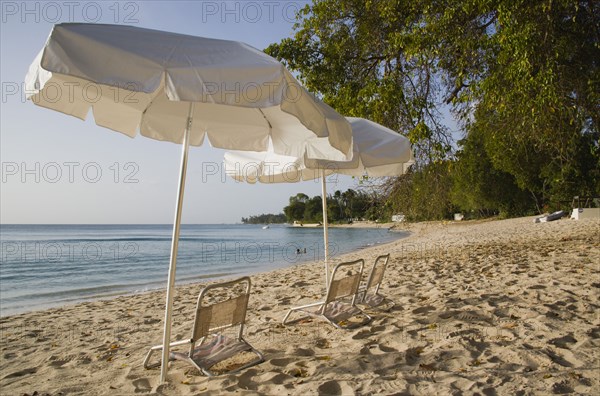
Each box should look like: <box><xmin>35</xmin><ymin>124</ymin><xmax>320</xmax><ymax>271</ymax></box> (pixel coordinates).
<box><xmin>224</xmin><ymin>117</ymin><xmax>414</xmax><ymax>286</ymax></box>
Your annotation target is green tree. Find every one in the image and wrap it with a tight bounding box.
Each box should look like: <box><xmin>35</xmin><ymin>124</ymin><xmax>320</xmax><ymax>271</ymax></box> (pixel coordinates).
<box><xmin>241</xmin><ymin>213</ymin><xmax>288</xmax><ymax>224</ymax></box>
<box><xmin>385</xmin><ymin>163</ymin><xmax>455</xmax><ymax>221</ymax></box>
<box><xmin>266</xmin><ymin>0</ymin><xmax>453</xmax><ymax>163</ymax></box>
<box><xmin>268</xmin><ymin>0</ymin><xmax>599</xmax><ymax>218</ymax></box>
<box><xmin>304</xmin><ymin>196</ymin><xmax>324</xmax><ymax>222</ymax></box>
<box><xmin>284</xmin><ymin>193</ymin><xmax>310</xmax><ymax>221</ymax></box>
<box><xmin>465</xmin><ymin>1</ymin><xmax>599</xmax><ymax>209</ymax></box>
<box><xmin>451</xmin><ymin>129</ymin><xmax>534</xmax><ymax>217</ymax></box>
<box><xmin>283</xmin><ymin>189</ymin><xmax>386</xmax><ymax>223</ymax></box>
<box><xmin>326</xmin><ymin>195</ymin><xmax>342</xmax><ymax>222</ymax></box>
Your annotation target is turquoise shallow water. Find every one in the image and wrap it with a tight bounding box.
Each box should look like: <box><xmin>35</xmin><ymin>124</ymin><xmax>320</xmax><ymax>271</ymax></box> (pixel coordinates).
<box><xmin>0</xmin><ymin>224</ymin><xmax>407</xmax><ymax>316</ymax></box>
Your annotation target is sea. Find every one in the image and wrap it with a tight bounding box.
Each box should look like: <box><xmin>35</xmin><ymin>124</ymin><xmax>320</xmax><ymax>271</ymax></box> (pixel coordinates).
<box><xmin>0</xmin><ymin>224</ymin><xmax>407</xmax><ymax>316</ymax></box>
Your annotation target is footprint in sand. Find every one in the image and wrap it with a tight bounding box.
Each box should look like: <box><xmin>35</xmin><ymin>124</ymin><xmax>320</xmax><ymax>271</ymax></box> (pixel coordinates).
<box><xmin>542</xmin><ymin>347</ymin><xmax>583</xmax><ymax>368</ymax></box>
<box><xmin>359</xmin><ymin>344</ymin><xmax>376</xmax><ymax>355</ymax></box>
<box><xmin>352</xmin><ymin>329</ymin><xmax>371</xmax><ymax>340</ymax></box>
<box><xmin>412</xmin><ymin>305</ymin><xmax>436</xmax><ymax>315</ymax></box>
<box><xmin>587</xmin><ymin>327</ymin><xmax>600</xmax><ymax>339</ymax></box>
<box><xmin>284</xmin><ymin>362</ymin><xmax>314</xmax><ymax>378</ymax></box>
<box><xmin>317</xmin><ymin>380</ymin><xmax>355</xmax><ymax>395</ymax></box>
<box><xmin>370</xmin><ymin>325</ymin><xmax>387</xmax><ymax>333</ymax></box>
<box><xmin>132</xmin><ymin>378</ymin><xmax>152</xmax><ymax>393</ymax></box>
<box><xmin>48</xmin><ymin>357</ymin><xmax>71</xmax><ymax>368</ymax></box>
<box><xmin>236</xmin><ymin>369</ymin><xmax>259</xmax><ymax>391</ymax></box>
<box><xmin>528</xmin><ymin>284</ymin><xmax>546</xmax><ymax>290</ymax></box>
<box><xmin>315</xmin><ymin>338</ymin><xmax>331</xmax><ymax>349</ymax></box>
<box><xmin>548</xmin><ymin>335</ymin><xmax>577</xmax><ymax>349</ymax></box>
<box><xmin>437</xmin><ymin>311</ymin><xmax>455</xmax><ymax>320</ymax></box>
<box><xmin>378</xmin><ymin>344</ymin><xmax>397</xmax><ymax>353</ymax></box>
<box><xmin>404</xmin><ymin>347</ymin><xmax>424</xmax><ymax>365</ymax></box>
<box><xmin>269</xmin><ymin>357</ymin><xmax>294</xmax><ymax>367</ymax></box>
<box><xmin>551</xmin><ymin>380</ymin><xmax>574</xmax><ymax>394</ymax></box>
<box><xmin>291</xmin><ymin>281</ymin><xmax>310</xmax><ymax>287</ymax></box>
<box><xmin>256</xmin><ymin>372</ymin><xmax>292</xmax><ymax>385</ymax></box>
<box><xmin>2</xmin><ymin>366</ymin><xmax>37</xmax><ymax>380</ymax></box>
<box><xmin>285</xmin><ymin>347</ymin><xmax>314</xmax><ymax>357</ymax></box>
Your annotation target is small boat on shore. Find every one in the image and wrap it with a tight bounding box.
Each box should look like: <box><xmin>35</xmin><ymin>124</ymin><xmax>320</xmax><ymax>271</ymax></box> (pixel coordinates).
<box><xmin>534</xmin><ymin>210</ymin><xmax>567</xmax><ymax>223</ymax></box>
<box><xmin>292</xmin><ymin>221</ymin><xmax>322</xmax><ymax>228</ymax></box>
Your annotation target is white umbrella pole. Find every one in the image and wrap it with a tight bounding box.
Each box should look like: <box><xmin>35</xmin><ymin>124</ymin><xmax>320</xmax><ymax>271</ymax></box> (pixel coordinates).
<box><xmin>160</xmin><ymin>103</ymin><xmax>194</xmax><ymax>384</ymax></box>
<box><xmin>321</xmin><ymin>169</ymin><xmax>329</xmax><ymax>288</ymax></box>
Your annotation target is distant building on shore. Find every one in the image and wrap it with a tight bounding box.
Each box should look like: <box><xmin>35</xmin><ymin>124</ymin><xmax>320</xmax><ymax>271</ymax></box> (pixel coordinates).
<box><xmin>392</xmin><ymin>214</ymin><xmax>406</xmax><ymax>223</ymax></box>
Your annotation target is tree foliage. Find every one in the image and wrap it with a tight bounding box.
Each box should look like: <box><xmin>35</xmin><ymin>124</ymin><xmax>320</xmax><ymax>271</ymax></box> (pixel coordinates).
<box><xmin>383</xmin><ymin>163</ymin><xmax>455</xmax><ymax>221</ymax></box>
<box><xmin>283</xmin><ymin>189</ymin><xmax>380</xmax><ymax>223</ymax></box>
<box><xmin>267</xmin><ymin>0</ymin><xmax>599</xmax><ymax>219</ymax></box>
<box><xmin>451</xmin><ymin>129</ymin><xmax>534</xmax><ymax>217</ymax></box>
<box><xmin>266</xmin><ymin>0</ymin><xmax>453</xmax><ymax>163</ymax></box>
<box><xmin>241</xmin><ymin>213</ymin><xmax>287</xmax><ymax>224</ymax></box>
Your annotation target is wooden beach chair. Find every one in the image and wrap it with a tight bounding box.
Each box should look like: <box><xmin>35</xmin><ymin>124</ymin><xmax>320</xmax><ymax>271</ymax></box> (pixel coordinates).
<box><xmin>143</xmin><ymin>276</ymin><xmax>264</xmax><ymax>376</ymax></box>
<box><xmin>283</xmin><ymin>259</ymin><xmax>372</xmax><ymax>329</ymax></box>
<box><xmin>358</xmin><ymin>254</ymin><xmax>395</xmax><ymax>311</ymax></box>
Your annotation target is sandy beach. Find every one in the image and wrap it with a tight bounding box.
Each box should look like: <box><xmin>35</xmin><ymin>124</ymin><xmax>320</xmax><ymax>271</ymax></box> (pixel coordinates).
<box><xmin>1</xmin><ymin>216</ymin><xmax>598</xmax><ymax>395</ymax></box>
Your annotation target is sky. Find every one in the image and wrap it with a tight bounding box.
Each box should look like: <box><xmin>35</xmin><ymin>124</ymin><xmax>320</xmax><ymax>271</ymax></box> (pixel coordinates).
<box><xmin>0</xmin><ymin>0</ymin><xmax>364</xmax><ymax>224</ymax></box>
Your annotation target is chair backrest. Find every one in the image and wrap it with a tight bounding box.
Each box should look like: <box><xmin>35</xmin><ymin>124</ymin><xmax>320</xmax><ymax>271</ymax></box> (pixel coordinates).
<box><xmin>192</xmin><ymin>277</ymin><xmax>251</xmax><ymax>341</ymax></box>
<box><xmin>365</xmin><ymin>254</ymin><xmax>390</xmax><ymax>293</ymax></box>
<box><xmin>324</xmin><ymin>259</ymin><xmax>364</xmax><ymax>305</ymax></box>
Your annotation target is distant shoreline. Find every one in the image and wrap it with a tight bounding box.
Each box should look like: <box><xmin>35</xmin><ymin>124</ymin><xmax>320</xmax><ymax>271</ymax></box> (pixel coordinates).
<box><xmin>328</xmin><ymin>221</ymin><xmax>397</xmax><ymax>229</ymax></box>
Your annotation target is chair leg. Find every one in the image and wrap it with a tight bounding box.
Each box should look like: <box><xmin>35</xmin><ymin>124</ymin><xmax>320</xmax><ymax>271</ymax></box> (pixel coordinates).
<box><xmin>283</xmin><ymin>302</ymin><xmax>326</xmax><ymax>325</ymax></box>
<box><xmin>143</xmin><ymin>339</ymin><xmax>191</xmax><ymax>370</ymax></box>
<box><xmin>282</xmin><ymin>309</ymin><xmax>294</xmax><ymax>325</ymax></box>
<box><xmin>143</xmin><ymin>346</ymin><xmax>161</xmax><ymax>369</ymax></box>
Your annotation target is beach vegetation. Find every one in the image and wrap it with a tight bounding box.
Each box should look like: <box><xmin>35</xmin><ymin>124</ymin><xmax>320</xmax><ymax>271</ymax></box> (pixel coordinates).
<box><xmin>241</xmin><ymin>213</ymin><xmax>287</xmax><ymax>224</ymax></box>
<box><xmin>267</xmin><ymin>0</ymin><xmax>599</xmax><ymax>220</ymax></box>
<box><xmin>283</xmin><ymin>188</ymin><xmax>381</xmax><ymax>223</ymax></box>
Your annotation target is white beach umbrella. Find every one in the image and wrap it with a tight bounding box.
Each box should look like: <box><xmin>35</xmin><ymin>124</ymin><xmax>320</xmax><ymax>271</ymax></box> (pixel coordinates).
<box><xmin>224</xmin><ymin>117</ymin><xmax>414</xmax><ymax>286</ymax></box>
<box><xmin>25</xmin><ymin>23</ymin><xmax>353</xmax><ymax>384</ymax></box>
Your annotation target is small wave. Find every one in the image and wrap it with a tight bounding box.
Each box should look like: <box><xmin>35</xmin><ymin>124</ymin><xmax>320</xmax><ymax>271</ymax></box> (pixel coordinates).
<box><xmin>3</xmin><ymin>271</ymin><xmax>236</xmax><ymax>302</ymax></box>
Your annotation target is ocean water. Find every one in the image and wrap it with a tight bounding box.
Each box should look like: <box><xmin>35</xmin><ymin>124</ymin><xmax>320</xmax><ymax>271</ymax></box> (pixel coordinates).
<box><xmin>0</xmin><ymin>224</ymin><xmax>407</xmax><ymax>316</ymax></box>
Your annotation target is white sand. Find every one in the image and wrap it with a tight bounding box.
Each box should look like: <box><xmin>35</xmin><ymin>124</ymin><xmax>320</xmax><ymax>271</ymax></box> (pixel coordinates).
<box><xmin>1</xmin><ymin>216</ymin><xmax>598</xmax><ymax>395</ymax></box>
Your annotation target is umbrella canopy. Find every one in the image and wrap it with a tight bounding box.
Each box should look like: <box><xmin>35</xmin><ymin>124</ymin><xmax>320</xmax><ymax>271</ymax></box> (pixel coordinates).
<box><xmin>224</xmin><ymin>117</ymin><xmax>413</xmax><ymax>182</ymax></box>
<box><xmin>25</xmin><ymin>23</ymin><xmax>353</xmax><ymax>161</ymax></box>
<box><xmin>25</xmin><ymin>23</ymin><xmax>354</xmax><ymax>384</ymax></box>
<box><xmin>224</xmin><ymin>117</ymin><xmax>414</xmax><ymax>286</ymax></box>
